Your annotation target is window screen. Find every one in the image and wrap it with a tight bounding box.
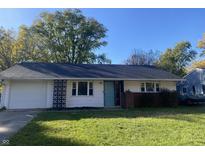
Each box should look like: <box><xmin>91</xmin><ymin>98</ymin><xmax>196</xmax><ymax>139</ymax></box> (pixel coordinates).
<box><xmin>202</xmin><ymin>85</ymin><xmax>205</xmax><ymax>94</ymax></box>
<box><xmin>146</xmin><ymin>83</ymin><xmax>154</xmax><ymax>92</ymax></box>
<box><xmin>89</xmin><ymin>82</ymin><xmax>93</xmax><ymax>95</ymax></box>
<box><xmin>78</xmin><ymin>82</ymin><xmax>88</xmax><ymax>95</ymax></box>
<box><xmin>141</xmin><ymin>83</ymin><xmax>145</xmax><ymax>92</ymax></box>
<box><xmin>156</xmin><ymin>83</ymin><xmax>160</xmax><ymax>92</ymax></box>
<box><xmin>72</xmin><ymin>82</ymin><xmax>77</xmax><ymax>96</ymax></box>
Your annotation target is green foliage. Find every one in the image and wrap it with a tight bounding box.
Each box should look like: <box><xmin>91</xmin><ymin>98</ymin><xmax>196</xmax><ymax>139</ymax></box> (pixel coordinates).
<box><xmin>15</xmin><ymin>25</ymin><xmax>50</xmax><ymax>62</ymax></box>
<box><xmin>9</xmin><ymin>107</ymin><xmax>205</xmax><ymax>145</ymax></box>
<box><xmin>95</xmin><ymin>53</ymin><xmax>111</xmax><ymax>64</ymax></box>
<box><xmin>31</xmin><ymin>9</ymin><xmax>110</xmax><ymax>64</ymax></box>
<box><xmin>188</xmin><ymin>60</ymin><xmax>205</xmax><ymax>72</ymax></box>
<box><xmin>198</xmin><ymin>33</ymin><xmax>205</xmax><ymax>56</ymax></box>
<box><xmin>0</xmin><ymin>106</ymin><xmax>6</xmax><ymax>111</ymax></box>
<box><xmin>0</xmin><ymin>9</ymin><xmax>111</xmax><ymax>72</ymax></box>
<box><xmin>156</xmin><ymin>41</ymin><xmax>196</xmax><ymax>77</ymax></box>
<box><xmin>0</xmin><ymin>27</ymin><xmax>17</xmax><ymax>71</ymax></box>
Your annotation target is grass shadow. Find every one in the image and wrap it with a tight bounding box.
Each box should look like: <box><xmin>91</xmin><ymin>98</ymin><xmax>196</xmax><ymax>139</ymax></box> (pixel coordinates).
<box><xmin>9</xmin><ymin>121</ymin><xmax>93</xmax><ymax>146</ymax></box>
<box><xmin>38</xmin><ymin>106</ymin><xmax>205</xmax><ymax>122</ymax></box>
<box><xmin>8</xmin><ymin>106</ymin><xmax>205</xmax><ymax>146</ymax></box>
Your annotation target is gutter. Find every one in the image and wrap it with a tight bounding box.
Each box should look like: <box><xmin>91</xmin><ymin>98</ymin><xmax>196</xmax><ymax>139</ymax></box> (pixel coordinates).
<box><xmin>0</xmin><ymin>77</ymin><xmax>184</xmax><ymax>81</ymax></box>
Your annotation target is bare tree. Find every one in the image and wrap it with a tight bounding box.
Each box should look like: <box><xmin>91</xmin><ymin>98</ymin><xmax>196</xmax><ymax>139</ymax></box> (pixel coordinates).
<box><xmin>124</xmin><ymin>49</ymin><xmax>160</xmax><ymax>65</ymax></box>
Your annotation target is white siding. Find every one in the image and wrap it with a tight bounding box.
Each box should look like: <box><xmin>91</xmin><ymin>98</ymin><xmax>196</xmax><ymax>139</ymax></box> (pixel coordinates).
<box><xmin>124</xmin><ymin>80</ymin><xmax>177</xmax><ymax>92</ymax></box>
<box><xmin>46</xmin><ymin>80</ymin><xmax>53</xmax><ymax>108</ymax></box>
<box><xmin>160</xmin><ymin>81</ymin><xmax>176</xmax><ymax>91</ymax></box>
<box><xmin>1</xmin><ymin>79</ymin><xmax>177</xmax><ymax>109</ymax></box>
<box><xmin>1</xmin><ymin>80</ymin><xmax>10</xmax><ymax>108</ymax></box>
<box><xmin>8</xmin><ymin>80</ymin><xmax>47</xmax><ymax>109</ymax></box>
<box><xmin>66</xmin><ymin>80</ymin><xmax>104</xmax><ymax>108</ymax></box>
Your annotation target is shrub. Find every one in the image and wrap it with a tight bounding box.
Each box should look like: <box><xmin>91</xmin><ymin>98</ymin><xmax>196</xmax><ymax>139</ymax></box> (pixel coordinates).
<box><xmin>159</xmin><ymin>89</ymin><xmax>178</xmax><ymax>107</ymax></box>
<box><xmin>0</xmin><ymin>106</ymin><xmax>6</xmax><ymax>111</ymax></box>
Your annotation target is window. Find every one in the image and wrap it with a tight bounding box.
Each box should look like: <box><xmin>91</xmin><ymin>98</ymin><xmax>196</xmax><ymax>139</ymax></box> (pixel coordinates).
<box><xmin>146</xmin><ymin>83</ymin><xmax>155</xmax><ymax>92</ymax></box>
<box><xmin>140</xmin><ymin>82</ymin><xmax>160</xmax><ymax>92</ymax></box>
<box><xmin>192</xmin><ymin>86</ymin><xmax>196</xmax><ymax>95</ymax></box>
<box><xmin>89</xmin><ymin>82</ymin><xmax>93</xmax><ymax>95</ymax></box>
<box><xmin>72</xmin><ymin>81</ymin><xmax>93</xmax><ymax>96</ymax></box>
<box><xmin>202</xmin><ymin>85</ymin><xmax>205</xmax><ymax>94</ymax></box>
<box><xmin>141</xmin><ymin>83</ymin><xmax>145</xmax><ymax>92</ymax></box>
<box><xmin>72</xmin><ymin>82</ymin><xmax>76</xmax><ymax>96</ymax></box>
<box><xmin>182</xmin><ymin>87</ymin><xmax>187</xmax><ymax>94</ymax></box>
<box><xmin>156</xmin><ymin>83</ymin><xmax>160</xmax><ymax>92</ymax></box>
<box><xmin>78</xmin><ymin>82</ymin><xmax>88</xmax><ymax>95</ymax></box>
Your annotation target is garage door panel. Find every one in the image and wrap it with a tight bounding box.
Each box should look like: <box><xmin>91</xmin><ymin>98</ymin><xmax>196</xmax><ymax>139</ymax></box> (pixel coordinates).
<box><xmin>9</xmin><ymin>80</ymin><xmax>47</xmax><ymax>109</ymax></box>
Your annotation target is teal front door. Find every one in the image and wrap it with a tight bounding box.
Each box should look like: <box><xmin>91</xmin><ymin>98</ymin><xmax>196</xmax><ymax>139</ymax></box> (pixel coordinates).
<box><xmin>104</xmin><ymin>81</ymin><xmax>115</xmax><ymax>107</ymax></box>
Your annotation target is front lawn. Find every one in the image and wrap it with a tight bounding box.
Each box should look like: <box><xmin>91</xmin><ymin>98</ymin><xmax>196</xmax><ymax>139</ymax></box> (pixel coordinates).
<box><xmin>9</xmin><ymin>106</ymin><xmax>205</xmax><ymax>145</ymax></box>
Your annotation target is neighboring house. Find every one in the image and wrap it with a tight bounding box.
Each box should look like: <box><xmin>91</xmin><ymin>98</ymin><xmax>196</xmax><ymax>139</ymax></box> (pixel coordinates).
<box><xmin>0</xmin><ymin>93</ymin><xmax>2</xmax><ymax>109</ymax></box>
<box><xmin>0</xmin><ymin>62</ymin><xmax>182</xmax><ymax>109</ymax></box>
<box><xmin>177</xmin><ymin>68</ymin><xmax>205</xmax><ymax>102</ymax></box>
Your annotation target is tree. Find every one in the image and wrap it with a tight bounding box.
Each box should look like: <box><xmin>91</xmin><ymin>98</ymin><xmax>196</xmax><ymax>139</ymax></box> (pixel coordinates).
<box><xmin>189</xmin><ymin>60</ymin><xmax>205</xmax><ymax>70</ymax></box>
<box><xmin>156</xmin><ymin>41</ymin><xmax>196</xmax><ymax>77</ymax></box>
<box><xmin>124</xmin><ymin>49</ymin><xmax>159</xmax><ymax>65</ymax></box>
<box><xmin>0</xmin><ymin>9</ymin><xmax>111</xmax><ymax>71</ymax></box>
<box><xmin>15</xmin><ymin>25</ymin><xmax>50</xmax><ymax>63</ymax></box>
<box><xmin>95</xmin><ymin>53</ymin><xmax>111</xmax><ymax>64</ymax></box>
<box><xmin>191</xmin><ymin>33</ymin><xmax>205</xmax><ymax>71</ymax></box>
<box><xmin>198</xmin><ymin>33</ymin><xmax>205</xmax><ymax>55</ymax></box>
<box><xmin>0</xmin><ymin>27</ymin><xmax>17</xmax><ymax>71</ymax></box>
<box><xmin>31</xmin><ymin>9</ymin><xmax>111</xmax><ymax>64</ymax></box>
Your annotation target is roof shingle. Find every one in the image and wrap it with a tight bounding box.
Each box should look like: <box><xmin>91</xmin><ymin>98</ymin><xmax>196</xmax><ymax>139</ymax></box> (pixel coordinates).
<box><xmin>0</xmin><ymin>62</ymin><xmax>182</xmax><ymax>80</ymax></box>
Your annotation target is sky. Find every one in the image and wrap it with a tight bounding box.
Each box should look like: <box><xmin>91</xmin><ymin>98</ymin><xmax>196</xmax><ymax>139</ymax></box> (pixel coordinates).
<box><xmin>0</xmin><ymin>8</ymin><xmax>204</xmax><ymax>63</ymax></box>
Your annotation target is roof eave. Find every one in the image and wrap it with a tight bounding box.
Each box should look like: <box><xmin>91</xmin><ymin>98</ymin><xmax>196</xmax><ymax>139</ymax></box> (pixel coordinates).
<box><xmin>0</xmin><ymin>77</ymin><xmax>184</xmax><ymax>81</ymax></box>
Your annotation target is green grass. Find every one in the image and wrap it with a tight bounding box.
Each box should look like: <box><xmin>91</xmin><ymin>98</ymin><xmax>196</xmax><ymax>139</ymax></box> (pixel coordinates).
<box><xmin>9</xmin><ymin>106</ymin><xmax>205</xmax><ymax>145</ymax></box>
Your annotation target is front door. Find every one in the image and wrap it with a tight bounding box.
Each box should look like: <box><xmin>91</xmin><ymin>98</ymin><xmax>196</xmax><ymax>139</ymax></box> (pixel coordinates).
<box><xmin>104</xmin><ymin>81</ymin><xmax>115</xmax><ymax>107</ymax></box>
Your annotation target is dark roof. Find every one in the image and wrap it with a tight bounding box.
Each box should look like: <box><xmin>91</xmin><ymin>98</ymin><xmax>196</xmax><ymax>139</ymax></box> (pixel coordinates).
<box><xmin>0</xmin><ymin>62</ymin><xmax>182</xmax><ymax>80</ymax></box>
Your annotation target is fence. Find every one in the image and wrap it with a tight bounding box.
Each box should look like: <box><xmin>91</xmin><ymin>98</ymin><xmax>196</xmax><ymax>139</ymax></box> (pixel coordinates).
<box><xmin>121</xmin><ymin>90</ymin><xmax>178</xmax><ymax>108</ymax></box>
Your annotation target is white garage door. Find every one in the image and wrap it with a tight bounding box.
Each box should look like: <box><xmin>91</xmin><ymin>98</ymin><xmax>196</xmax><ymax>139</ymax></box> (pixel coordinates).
<box><xmin>9</xmin><ymin>80</ymin><xmax>47</xmax><ymax>109</ymax></box>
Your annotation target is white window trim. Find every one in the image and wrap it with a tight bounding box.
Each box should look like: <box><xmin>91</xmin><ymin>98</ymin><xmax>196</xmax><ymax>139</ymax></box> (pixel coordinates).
<box><xmin>76</xmin><ymin>82</ymin><xmax>78</xmax><ymax>96</ymax></box>
<box><xmin>72</xmin><ymin>81</ymin><xmax>94</xmax><ymax>96</ymax></box>
<box><xmin>88</xmin><ymin>82</ymin><xmax>93</xmax><ymax>96</ymax></box>
<box><xmin>140</xmin><ymin>82</ymin><xmax>160</xmax><ymax>93</ymax></box>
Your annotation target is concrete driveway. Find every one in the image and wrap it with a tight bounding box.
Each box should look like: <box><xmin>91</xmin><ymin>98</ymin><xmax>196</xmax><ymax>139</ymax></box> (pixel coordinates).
<box><xmin>0</xmin><ymin>110</ymin><xmax>39</xmax><ymax>144</ymax></box>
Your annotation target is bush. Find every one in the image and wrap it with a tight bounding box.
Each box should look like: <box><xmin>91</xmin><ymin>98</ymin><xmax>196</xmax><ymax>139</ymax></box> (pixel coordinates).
<box><xmin>0</xmin><ymin>106</ymin><xmax>6</xmax><ymax>111</ymax></box>
<box><xmin>159</xmin><ymin>89</ymin><xmax>178</xmax><ymax>107</ymax></box>
<box><xmin>137</xmin><ymin>93</ymin><xmax>160</xmax><ymax>107</ymax></box>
